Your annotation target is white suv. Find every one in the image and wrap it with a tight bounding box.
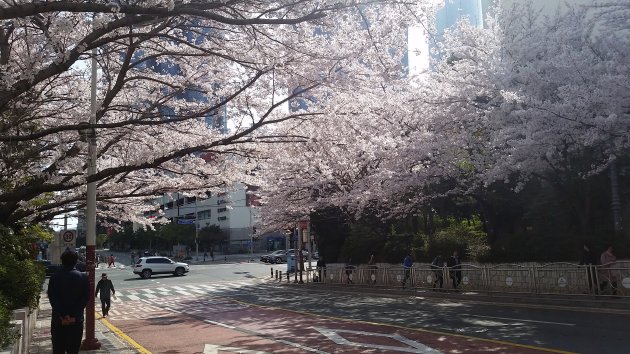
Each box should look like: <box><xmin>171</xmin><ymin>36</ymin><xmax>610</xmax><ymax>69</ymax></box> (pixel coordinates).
<box><xmin>133</xmin><ymin>256</ymin><xmax>189</xmax><ymax>279</ymax></box>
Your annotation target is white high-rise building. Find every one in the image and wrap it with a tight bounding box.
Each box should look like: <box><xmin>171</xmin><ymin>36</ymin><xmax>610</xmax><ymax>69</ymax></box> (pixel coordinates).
<box><xmin>143</xmin><ymin>183</ymin><xmax>260</xmax><ymax>253</ymax></box>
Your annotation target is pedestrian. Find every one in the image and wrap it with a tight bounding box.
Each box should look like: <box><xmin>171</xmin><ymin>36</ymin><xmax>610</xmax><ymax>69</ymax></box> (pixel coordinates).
<box><xmin>447</xmin><ymin>250</ymin><xmax>462</xmax><ymax>289</ymax></box>
<box><xmin>47</xmin><ymin>250</ymin><xmax>89</xmax><ymax>354</ymax></box>
<box><xmin>107</xmin><ymin>254</ymin><xmax>115</xmax><ymax>268</ymax></box>
<box><xmin>344</xmin><ymin>258</ymin><xmax>354</xmax><ymax>284</ymax></box>
<box><xmin>95</xmin><ymin>273</ymin><xmax>116</xmax><ymax>317</ymax></box>
<box><xmin>401</xmin><ymin>253</ymin><xmax>413</xmax><ymax>289</ymax></box>
<box><xmin>599</xmin><ymin>244</ymin><xmax>618</xmax><ymax>295</ymax></box>
<box><xmin>95</xmin><ymin>253</ymin><xmax>100</xmax><ymax>268</ymax></box>
<box><xmin>203</xmin><ymin>250</ymin><xmax>208</xmax><ymax>262</ymax></box>
<box><xmin>131</xmin><ymin>251</ymin><xmax>136</xmax><ymax>265</ymax></box>
<box><xmin>431</xmin><ymin>255</ymin><xmax>444</xmax><ymax>289</ymax></box>
<box><xmin>367</xmin><ymin>254</ymin><xmax>377</xmax><ymax>284</ymax></box>
<box><xmin>316</xmin><ymin>256</ymin><xmax>326</xmax><ymax>282</ymax></box>
<box><xmin>210</xmin><ymin>248</ymin><xmax>214</xmax><ymax>261</ymax></box>
<box><xmin>579</xmin><ymin>241</ymin><xmax>598</xmax><ymax>294</ymax></box>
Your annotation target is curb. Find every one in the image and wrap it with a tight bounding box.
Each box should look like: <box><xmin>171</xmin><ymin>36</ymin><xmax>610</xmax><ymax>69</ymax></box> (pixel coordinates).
<box><xmin>292</xmin><ymin>283</ymin><xmax>630</xmax><ymax>313</ymax></box>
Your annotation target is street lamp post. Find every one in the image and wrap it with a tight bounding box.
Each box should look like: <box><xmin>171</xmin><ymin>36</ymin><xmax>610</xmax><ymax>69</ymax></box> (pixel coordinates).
<box><xmin>195</xmin><ymin>198</ymin><xmax>199</xmax><ymax>261</ymax></box>
<box><xmin>80</xmin><ymin>45</ymin><xmax>101</xmax><ymax>351</ymax></box>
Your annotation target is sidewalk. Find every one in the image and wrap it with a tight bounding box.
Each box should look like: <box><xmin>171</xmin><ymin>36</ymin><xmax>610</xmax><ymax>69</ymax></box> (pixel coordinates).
<box><xmin>29</xmin><ymin>293</ymin><xmax>140</xmax><ymax>354</ymax></box>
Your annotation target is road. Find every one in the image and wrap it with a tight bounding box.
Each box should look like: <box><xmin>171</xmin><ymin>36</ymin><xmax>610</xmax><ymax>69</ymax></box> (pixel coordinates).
<box><xmin>96</xmin><ymin>260</ymin><xmax>629</xmax><ymax>353</ymax></box>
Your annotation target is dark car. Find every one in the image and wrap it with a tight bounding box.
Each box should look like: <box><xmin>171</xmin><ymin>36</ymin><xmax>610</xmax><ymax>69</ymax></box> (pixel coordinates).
<box><xmin>35</xmin><ymin>260</ymin><xmax>60</xmax><ymax>276</ymax></box>
<box><xmin>36</xmin><ymin>259</ymin><xmax>87</xmax><ymax>276</ymax></box>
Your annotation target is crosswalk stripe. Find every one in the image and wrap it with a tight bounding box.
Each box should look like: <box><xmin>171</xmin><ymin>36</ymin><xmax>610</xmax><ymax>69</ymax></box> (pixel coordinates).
<box><xmin>110</xmin><ymin>280</ymin><xmax>274</xmax><ymax>303</ymax></box>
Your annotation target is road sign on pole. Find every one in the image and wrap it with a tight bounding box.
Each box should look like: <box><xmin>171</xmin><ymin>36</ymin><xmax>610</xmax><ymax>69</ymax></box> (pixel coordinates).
<box><xmin>60</xmin><ymin>230</ymin><xmax>76</xmax><ymax>249</ymax></box>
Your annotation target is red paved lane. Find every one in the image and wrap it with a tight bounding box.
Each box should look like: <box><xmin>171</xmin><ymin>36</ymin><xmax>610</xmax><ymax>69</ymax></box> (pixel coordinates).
<box><xmin>107</xmin><ymin>295</ymin><xmax>571</xmax><ymax>354</ymax></box>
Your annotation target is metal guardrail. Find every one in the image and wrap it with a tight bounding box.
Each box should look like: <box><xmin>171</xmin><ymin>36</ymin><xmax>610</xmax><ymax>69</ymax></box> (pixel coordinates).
<box><xmin>311</xmin><ymin>261</ymin><xmax>630</xmax><ymax>297</ymax></box>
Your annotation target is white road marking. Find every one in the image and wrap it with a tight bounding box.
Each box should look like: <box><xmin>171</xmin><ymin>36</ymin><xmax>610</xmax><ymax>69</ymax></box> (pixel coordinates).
<box><xmin>468</xmin><ymin>314</ymin><xmax>575</xmax><ymax>326</ymax></box>
<box><xmin>203</xmin><ymin>344</ymin><xmax>269</xmax><ymax>354</ymax></box>
<box><xmin>313</xmin><ymin>327</ymin><xmax>443</xmax><ymax>354</ymax></box>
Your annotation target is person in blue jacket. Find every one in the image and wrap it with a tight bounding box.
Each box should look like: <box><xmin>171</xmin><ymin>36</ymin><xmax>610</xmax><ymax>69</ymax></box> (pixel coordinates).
<box><xmin>47</xmin><ymin>249</ymin><xmax>89</xmax><ymax>354</ymax></box>
<box><xmin>402</xmin><ymin>253</ymin><xmax>413</xmax><ymax>289</ymax></box>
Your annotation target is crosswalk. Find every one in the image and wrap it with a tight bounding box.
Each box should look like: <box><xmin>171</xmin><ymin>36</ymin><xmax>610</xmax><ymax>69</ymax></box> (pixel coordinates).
<box><xmin>103</xmin><ymin>281</ymin><xmax>272</xmax><ymax>320</ymax></box>
<box><xmin>110</xmin><ymin>281</ymin><xmax>270</xmax><ymax>303</ymax></box>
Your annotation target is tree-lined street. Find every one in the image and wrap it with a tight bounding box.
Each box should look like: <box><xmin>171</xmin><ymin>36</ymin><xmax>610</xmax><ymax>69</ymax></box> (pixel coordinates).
<box><xmin>1</xmin><ymin>0</ymin><xmax>629</xmax><ymax>352</ymax></box>
<box><xmin>92</xmin><ymin>261</ymin><xmax>630</xmax><ymax>353</ymax></box>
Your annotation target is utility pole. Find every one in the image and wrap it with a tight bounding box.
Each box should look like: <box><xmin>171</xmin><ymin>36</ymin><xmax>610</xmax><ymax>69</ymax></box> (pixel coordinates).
<box><xmin>81</xmin><ymin>40</ymin><xmax>101</xmax><ymax>351</ymax></box>
<box><xmin>195</xmin><ymin>198</ymin><xmax>199</xmax><ymax>261</ymax></box>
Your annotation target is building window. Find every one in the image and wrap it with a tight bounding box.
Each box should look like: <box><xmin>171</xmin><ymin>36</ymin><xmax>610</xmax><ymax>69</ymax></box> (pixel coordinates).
<box><xmin>218</xmin><ymin>216</ymin><xmax>227</xmax><ymax>221</ymax></box>
<box><xmin>218</xmin><ymin>207</ymin><xmax>227</xmax><ymax>213</ymax></box>
<box><xmin>217</xmin><ymin>199</ymin><xmax>227</xmax><ymax>205</ymax></box>
<box><xmin>198</xmin><ymin>210</ymin><xmax>211</xmax><ymax>219</ymax></box>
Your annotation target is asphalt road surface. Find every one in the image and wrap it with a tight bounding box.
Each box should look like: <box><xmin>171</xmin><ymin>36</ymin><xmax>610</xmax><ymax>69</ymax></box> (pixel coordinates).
<box><xmin>95</xmin><ymin>261</ymin><xmax>629</xmax><ymax>353</ymax></box>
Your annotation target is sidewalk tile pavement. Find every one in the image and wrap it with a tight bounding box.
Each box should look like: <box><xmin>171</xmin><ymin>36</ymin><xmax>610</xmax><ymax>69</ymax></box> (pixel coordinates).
<box><xmin>29</xmin><ymin>293</ymin><xmax>139</xmax><ymax>354</ymax></box>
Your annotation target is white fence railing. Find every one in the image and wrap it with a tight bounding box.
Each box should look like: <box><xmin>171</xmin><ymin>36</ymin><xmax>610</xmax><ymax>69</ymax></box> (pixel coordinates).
<box><xmin>303</xmin><ymin>261</ymin><xmax>630</xmax><ymax>297</ymax></box>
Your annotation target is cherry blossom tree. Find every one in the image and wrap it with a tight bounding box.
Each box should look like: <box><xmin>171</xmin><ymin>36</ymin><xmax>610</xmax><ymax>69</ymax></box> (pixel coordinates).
<box><xmin>258</xmin><ymin>0</ymin><xmax>630</xmax><ymax>236</ymax></box>
<box><xmin>0</xmin><ymin>1</ymin><xmax>431</xmax><ymax>227</ymax></box>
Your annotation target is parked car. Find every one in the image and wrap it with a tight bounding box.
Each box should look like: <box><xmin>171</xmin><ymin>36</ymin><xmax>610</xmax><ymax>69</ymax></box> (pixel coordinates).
<box><xmin>133</xmin><ymin>256</ymin><xmax>189</xmax><ymax>279</ymax></box>
<box><xmin>36</xmin><ymin>260</ymin><xmax>86</xmax><ymax>276</ymax></box>
<box><xmin>36</xmin><ymin>260</ymin><xmax>59</xmax><ymax>276</ymax></box>
<box><xmin>262</xmin><ymin>250</ymin><xmax>289</xmax><ymax>264</ymax></box>
<box><xmin>286</xmin><ymin>249</ymin><xmax>312</xmax><ymax>261</ymax></box>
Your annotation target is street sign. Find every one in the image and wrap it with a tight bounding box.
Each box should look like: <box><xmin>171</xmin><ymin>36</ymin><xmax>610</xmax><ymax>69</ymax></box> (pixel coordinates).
<box><xmin>177</xmin><ymin>219</ymin><xmax>195</xmax><ymax>225</ymax></box>
<box><xmin>60</xmin><ymin>230</ymin><xmax>76</xmax><ymax>248</ymax></box>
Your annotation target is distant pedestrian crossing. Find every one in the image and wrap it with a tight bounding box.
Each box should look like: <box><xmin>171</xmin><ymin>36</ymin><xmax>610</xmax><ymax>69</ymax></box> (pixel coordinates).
<box><xmin>111</xmin><ymin>281</ymin><xmax>272</xmax><ymax>303</ymax></box>
<box><xmin>104</xmin><ymin>281</ymin><xmax>273</xmax><ymax>320</ymax></box>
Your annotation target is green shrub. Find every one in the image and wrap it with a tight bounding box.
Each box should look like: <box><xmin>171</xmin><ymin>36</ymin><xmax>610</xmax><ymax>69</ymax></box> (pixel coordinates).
<box><xmin>422</xmin><ymin>217</ymin><xmax>490</xmax><ymax>262</ymax></box>
<box><xmin>0</xmin><ymin>255</ymin><xmax>44</xmax><ymax>310</ymax></box>
<box><xmin>0</xmin><ymin>294</ymin><xmax>18</xmax><ymax>349</ymax></box>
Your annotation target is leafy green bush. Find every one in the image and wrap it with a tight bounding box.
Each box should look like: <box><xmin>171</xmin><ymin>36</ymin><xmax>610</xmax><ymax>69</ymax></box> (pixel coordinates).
<box><xmin>421</xmin><ymin>217</ymin><xmax>490</xmax><ymax>262</ymax></box>
<box><xmin>0</xmin><ymin>294</ymin><xmax>18</xmax><ymax>349</ymax></box>
<box><xmin>0</xmin><ymin>255</ymin><xmax>44</xmax><ymax>310</ymax></box>
<box><xmin>0</xmin><ymin>224</ymin><xmax>46</xmax><ymax>350</ymax></box>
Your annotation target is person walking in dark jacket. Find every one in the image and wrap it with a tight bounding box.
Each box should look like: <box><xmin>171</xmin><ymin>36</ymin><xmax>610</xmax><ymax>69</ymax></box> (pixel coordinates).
<box><xmin>316</xmin><ymin>256</ymin><xmax>326</xmax><ymax>282</ymax></box>
<box><xmin>447</xmin><ymin>250</ymin><xmax>462</xmax><ymax>289</ymax></box>
<box><xmin>431</xmin><ymin>255</ymin><xmax>444</xmax><ymax>289</ymax></box>
<box><xmin>47</xmin><ymin>250</ymin><xmax>89</xmax><ymax>354</ymax></box>
<box><xmin>579</xmin><ymin>242</ymin><xmax>598</xmax><ymax>294</ymax></box>
<box><xmin>95</xmin><ymin>273</ymin><xmax>116</xmax><ymax>317</ymax></box>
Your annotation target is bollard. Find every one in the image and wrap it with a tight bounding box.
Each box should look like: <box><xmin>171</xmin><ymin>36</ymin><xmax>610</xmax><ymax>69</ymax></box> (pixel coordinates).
<box><xmin>271</xmin><ymin>267</ymin><xmax>273</xmax><ymax>278</ymax></box>
<box><xmin>287</xmin><ymin>271</ymin><xmax>290</xmax><ymax>283</ymax></box>
<box><xmin>275</xmin><ymin>270</ymin><xmax>278</xmax><ymax>279</ymax></box>
<box><xmin>279</xmin><ymin>271</ymin><xmax>282</xmax><ymax>281</ymax></box>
